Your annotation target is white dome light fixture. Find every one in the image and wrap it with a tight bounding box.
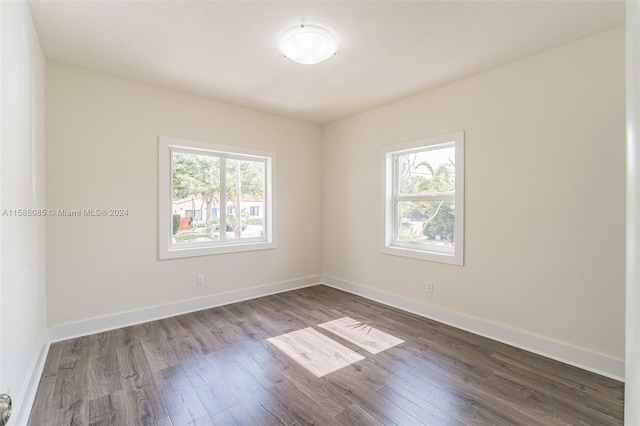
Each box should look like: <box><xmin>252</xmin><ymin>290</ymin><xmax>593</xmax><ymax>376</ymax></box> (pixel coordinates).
<box><xmin>278</xmin><ymin>24</ymin><xmax>338</xmax><ymax>65</ymax></box>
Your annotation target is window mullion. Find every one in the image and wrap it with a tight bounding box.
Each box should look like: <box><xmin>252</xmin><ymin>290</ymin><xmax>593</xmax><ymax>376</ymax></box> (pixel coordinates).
<box><xmin>236</xmin><ymin>159</ymin><xmax>241</xmax><ymax>235</ymax></box>
<box><xmin>397</xmin><ymin>193</ymin><xmax>455</xmax><ymax>202</ymax></box>
<box><xmin>220</xmin><ymin>155</ymin><xmax>227</xmax><ymax>242</ymax></box>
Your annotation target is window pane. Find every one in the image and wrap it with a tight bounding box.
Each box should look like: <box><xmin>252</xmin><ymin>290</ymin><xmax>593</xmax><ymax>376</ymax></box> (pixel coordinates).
<box><xmin>171</xmin><ymin>152</ymin><xmax>220</xmax><ymax>244</ymax></box>
<box><xmin>225</xmin><ymin>158</ymin><xmax>265</xmax><ymax>239</ymax></box>
<box><xmin>397</xmin><ymin>146</ymin><xmax>455</xmax><ymax>195</ymax></box>
<box><xmin>396</xmin><ymin>200</ymin><xmax>455</xmax><ymax>248</ymax></box>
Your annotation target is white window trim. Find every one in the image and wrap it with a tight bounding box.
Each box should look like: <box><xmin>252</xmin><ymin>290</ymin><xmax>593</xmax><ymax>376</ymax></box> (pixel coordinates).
<box><xmin>381</xmin><ymin>132</ymin><xmax>464</xmax><ymax>265</ymax></box>
<box><xmin>159</xmin><ymin>136</ymin><xmax>277</xmax><ymax>260</ymax></box>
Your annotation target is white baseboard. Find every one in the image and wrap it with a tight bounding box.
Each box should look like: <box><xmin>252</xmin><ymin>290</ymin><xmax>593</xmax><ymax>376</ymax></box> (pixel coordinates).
<box><xmin>10</xmin><ymin>333</ymin><xmax>50</xmax><ymax>426</ymax></box>
<box><xmin>45</xmin><ymin>273</ymin><xmax>624</xmax><ymax>381</ymax></box>
<box><xmin>321</xmin><ymin>275</ymin><xmax>625</xmax><ymax>381</ymax></box>
<box><xmin>49</xmin><ymin>275</ymin><xmax>321</xmax><ymax>342</ymax></box>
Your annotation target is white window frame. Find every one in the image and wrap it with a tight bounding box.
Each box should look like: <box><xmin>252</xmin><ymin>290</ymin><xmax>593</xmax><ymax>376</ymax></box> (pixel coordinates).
<box><xmin>159</xmin><ymin>136</ymin><xmax>276</xmax><ymax>260</ymax></box>
<box><xmin>381</xmin><ymin>132</ymin><xmax>464</xmax><ymax>265</ymax></box>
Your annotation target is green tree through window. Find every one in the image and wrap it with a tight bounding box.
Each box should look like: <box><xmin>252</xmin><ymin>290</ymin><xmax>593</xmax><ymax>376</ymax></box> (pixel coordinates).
<box><xmin>397</xmin><ymin>147</ymin><xmax>455</xmax><ymax>246</ymax></box>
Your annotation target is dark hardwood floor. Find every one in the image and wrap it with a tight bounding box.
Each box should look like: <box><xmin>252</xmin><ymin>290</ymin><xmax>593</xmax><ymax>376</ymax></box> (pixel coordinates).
<box><xmin>28</xmin><ymin>285</ymin><xmax>624</xmax><ymax>425</ymax></box>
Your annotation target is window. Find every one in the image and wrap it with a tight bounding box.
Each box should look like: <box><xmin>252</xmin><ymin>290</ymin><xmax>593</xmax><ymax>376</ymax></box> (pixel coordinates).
<box><xmin>382</xmin><ymin>132</ymin><xmax>464</xmax><ymax>265</ymax></box>
<box><xmin>159</xmin><ymin>136</ymin><xmax>276</xmax><ymax>259</ymax></box>
<box><xmin>249</xmin><ymin>206</ymin><xmax>260</xmax><ymax>216</ymax></box>
<box><xmin>185</xmin><ymin>210</ymin><xmax>202</xmax><ymax>220</ymax></box>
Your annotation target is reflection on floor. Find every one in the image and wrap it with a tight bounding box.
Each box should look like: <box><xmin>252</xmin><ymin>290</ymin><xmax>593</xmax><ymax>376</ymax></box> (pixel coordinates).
<box><xmin>266</xmin><ymin>327</ymin><xmax>365</xmax><ymax>377</ymax></box>
<box><xmin>266</xmin><ymin>317</ymin><xmax>403</xmax><ymax>377</ymax></box>
<box><xmin>319</xmin><ymin>316</ymin><xmax>404</xmax><ymax>354</ymax></box>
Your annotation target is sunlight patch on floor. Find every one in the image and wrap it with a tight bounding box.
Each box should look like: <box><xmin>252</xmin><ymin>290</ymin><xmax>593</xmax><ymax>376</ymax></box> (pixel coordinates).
<box><xmin>319</xmin><ymin>317</ymin><xmax>404</xmax><ymax>354</ymax></box>
<box><xmin>267</xmin><ymin>327</ymin><xmax>365</xmax><ymax>377</ymax></box>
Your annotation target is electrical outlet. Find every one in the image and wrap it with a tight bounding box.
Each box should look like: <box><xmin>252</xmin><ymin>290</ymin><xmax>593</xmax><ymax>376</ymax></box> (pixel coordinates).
<box><xmin>197</xmin><ymin>275</ymin><xmax>204</xmax><ymax>286</ymax></box>
<box><xmin>426</xmin><ymin>282</ymin><xmax>434</xmax><ymax>293</ymax></box>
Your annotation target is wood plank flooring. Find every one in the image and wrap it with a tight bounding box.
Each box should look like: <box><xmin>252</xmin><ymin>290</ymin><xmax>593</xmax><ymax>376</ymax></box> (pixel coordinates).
<box><xmin>28</xmin><ymin>285</ymin><xmax>624</xmax><ymax>425</ymax></box>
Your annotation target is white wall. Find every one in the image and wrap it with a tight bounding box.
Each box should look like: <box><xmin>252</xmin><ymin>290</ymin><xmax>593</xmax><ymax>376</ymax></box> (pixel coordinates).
<box><xmin>46</xmin><ymin>63</ymin><xmax>322</xmax><ymax>327</ymax></box>
<box><xmin>0</xmin><ymin>2</ymin><xmax>47</xmax><ymax>424</ymax></box>
<box><xmin>323</xmin><ymin>28</ymin><xmax>626</xmax><ymax>372</ymax></box>
<box><xmin>626</xmin><ymin>1</ymin><xmax>640</xmax><ymax>422</ymax></box>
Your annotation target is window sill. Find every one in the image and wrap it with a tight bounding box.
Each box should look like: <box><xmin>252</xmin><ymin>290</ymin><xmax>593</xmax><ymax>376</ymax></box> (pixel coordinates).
<box><xmin>160</xmin><ymin>241</ymin><xmax>277</xmax><ymax>260</ymax></box>
<box><xmin>381</xmin><ymin>245</ymin><xmax>463</xmax><ymax>266</ymax></box>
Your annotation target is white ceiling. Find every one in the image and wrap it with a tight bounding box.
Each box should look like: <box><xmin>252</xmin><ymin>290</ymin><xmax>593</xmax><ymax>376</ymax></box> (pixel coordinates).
<box><xmin>29</xmin><ymin>1</ymin><xmax>625</xmax><ymax>124</ymax></box>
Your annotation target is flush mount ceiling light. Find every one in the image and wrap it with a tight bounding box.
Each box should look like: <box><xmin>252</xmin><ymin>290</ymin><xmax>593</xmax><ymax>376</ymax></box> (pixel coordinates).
<box><xmin>278</xmin><ymin>24</ymin><xmax>338</xmax><ymax>65</ymax></box>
